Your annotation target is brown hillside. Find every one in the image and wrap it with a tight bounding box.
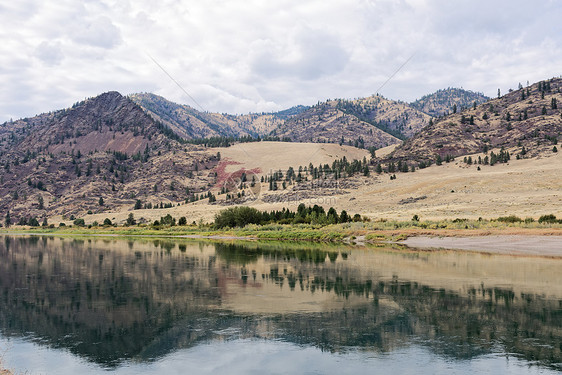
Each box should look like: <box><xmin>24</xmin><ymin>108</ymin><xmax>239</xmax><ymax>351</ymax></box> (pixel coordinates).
<box><xmin>271</xmin><ymin>100</ymin><xmax>402</xmax><ymax>149</ymax></box>
<box><xmin>130</xmin><ymin>93</ymin><xmax>284</xmax><ymax>138</ymax></box>
<box><xmin>391</xmin><ymin>78</ymin><xmax>562</xmax><ymax>163</ymax></box>
<box><xmin>0</xmin><ymin>92</ymin><xmax>218</xmax><ymax>221</ymax></box>
<box><xmin>410</xmin><ymin>88</ymin><xmax>489</xmax><ymax>117</ymax></box>
<box><xmin>335</xmin><ymin>95</ymin><xmax>432</xmax><ymax>138</ymax></box>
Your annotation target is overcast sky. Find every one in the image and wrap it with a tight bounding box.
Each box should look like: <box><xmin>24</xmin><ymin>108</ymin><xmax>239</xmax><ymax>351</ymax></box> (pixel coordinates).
<box><xmin>1</xmin><ymin>0</ymin><xmax>561</xmax><ymax>122</ymax></box>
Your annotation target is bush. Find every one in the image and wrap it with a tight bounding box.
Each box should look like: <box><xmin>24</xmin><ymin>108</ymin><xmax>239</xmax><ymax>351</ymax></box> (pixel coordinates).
<box><xmin>103</xmin><ymin>218</ymin><xmax>112</xmax><ymax>226</ymax></box>
<box><xmin>73</xmin><ymin>218</ymin><xmax>85</xmax><ymax>226</ymax></box>
<box><xmin>496</xmin><ymin>215</ymin><xmax>523</xmax><ymax>223</ymax></box>
<box><xmin>538</xmin><ymin>214</ymin><xmax>558</xmax><ymax>224</ymax></box>
<box><xmin>214</xmin><ymin>206</ymin><xmax>264</xmax><ymax>228</ymax></box>
<box><xmin>178</xmin><ymin>216</ymin><xmax>187</xmax><ymax>226</ymax></box>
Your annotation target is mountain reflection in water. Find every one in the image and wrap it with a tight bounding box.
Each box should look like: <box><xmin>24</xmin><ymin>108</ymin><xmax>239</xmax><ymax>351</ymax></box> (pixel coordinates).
<box><xmin>0</xmin><ymin>236</ymin><xmax>560</xmax><ymax>371</ymax></box>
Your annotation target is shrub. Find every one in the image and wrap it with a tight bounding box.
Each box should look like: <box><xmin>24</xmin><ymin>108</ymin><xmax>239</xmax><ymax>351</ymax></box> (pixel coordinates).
<box><xmin>496</xmin><ymin>215</ymin><xmax>522</xmax><ymax>223</ymax></box>
<box><xmin>73</xmin><ymin>218</ymin><xmax>85</xmax><ymax>226</ymax></box>
<box><xmin>538</xmin><ymin>214</ymin><xmax>557</xmax><ymax>224</ymax></box>
<box><xmin>103</xmin><ymin>218</ymin><xmax>112</xmax><ymax>226</ymax></box>
<box><xmin>214</xmin><ymin>206</ymin><xmax>264</xmax><ymax>228</ymax></box>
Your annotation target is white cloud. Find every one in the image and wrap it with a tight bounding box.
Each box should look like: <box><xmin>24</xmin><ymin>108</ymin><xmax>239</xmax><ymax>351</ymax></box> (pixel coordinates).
<box><xmin>1</xmin><ymin>0</ymin><xmax>562</xmax><ymax>122</ymax></box>
<box><xmin>34</xmin><ymin>41</ymin><xmax>64</xmax><ymax>65</ymax></box>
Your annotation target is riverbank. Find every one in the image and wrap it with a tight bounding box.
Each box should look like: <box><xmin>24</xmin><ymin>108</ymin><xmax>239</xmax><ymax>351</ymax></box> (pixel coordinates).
<box><xmin>2</xmin><ymin>220</ymin><xmax>562</xmax><ymax>245</ymax></box>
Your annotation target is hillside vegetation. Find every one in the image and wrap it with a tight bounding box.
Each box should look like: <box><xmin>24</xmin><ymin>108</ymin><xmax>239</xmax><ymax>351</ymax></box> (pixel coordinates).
<box><xmin>391</xmin><ymin>78</ymin><xmax>562</xmax><ymax>164</ymax></box>
<box><xmin>410</xmin><ymin>88</ymin><xmax>489</xmax><ymax>117</ymax></box>
<box><xmin>0</xmin><ymin>92</ymin><xmax>218</xmax><ymax>220</ymax></box>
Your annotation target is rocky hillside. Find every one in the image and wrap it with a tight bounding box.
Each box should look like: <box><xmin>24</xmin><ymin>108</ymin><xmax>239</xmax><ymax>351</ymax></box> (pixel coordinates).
<box><xmin>270</xmin><ymin>99</ymin><xmax>405</xmax><ymax>149</ymax></box>
<box><xmin>0</xmin><ymin>92</ymin><xmax>218</xmax><ymax>222</ymax></box>
<box><xmin>130</xmin><ymin>93</ymin><xmax>306</xmax><ymax>139</ymax></box>
<box><xmin>410</xmin><ymin>88</ymin><xmax>490</xmax><ymax>117</ymax></box>
<box><xmin>390</xmin><ymin>78</ymin><xmax>562</xmax><ymax>163</ymax></box>
<box><xmin>334</xmin><ymin>95</ymin><xmax>432</xmax><ymax>138</ymax></box>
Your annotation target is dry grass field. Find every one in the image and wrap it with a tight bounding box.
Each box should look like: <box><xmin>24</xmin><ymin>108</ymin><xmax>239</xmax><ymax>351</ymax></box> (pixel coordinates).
<box><xmin>51</xmin><ymin>142</ymin><xmax>562</xmax><ymax>225</ymax></box>
<box><xmin>211</xmin><ymin>141</ymin><xmax>370</xmax><ymax>175</ymax></box>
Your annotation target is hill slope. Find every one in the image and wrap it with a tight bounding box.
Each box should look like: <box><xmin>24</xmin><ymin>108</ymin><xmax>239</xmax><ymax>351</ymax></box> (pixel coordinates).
<box><xmin>335</xmin><ymin>95</ymin><xmax>433</xmax><ymax>138</ymax></box>
<box><xmin>0</xmin><ymin>92</ymin><xmax>218</xmax><ymax>221</ymax></box>
<box><xmin>410</xmin><ymin>88</ymin><xmax>490</xmax><ymax>117</ymax></box>
<box><xmin>270</xmin><ymin>100</ymin><xmax>403</xmax><ymax>149</ymax></box>
<box><xmin>130</xmin><ymin>93</ymin><xmax>306</xmax><ymax>139</ymax></box>
<box><xmin>391</xmin><ymin>78</ymin><xmax>562</xmax><ymax>163</ymax></box>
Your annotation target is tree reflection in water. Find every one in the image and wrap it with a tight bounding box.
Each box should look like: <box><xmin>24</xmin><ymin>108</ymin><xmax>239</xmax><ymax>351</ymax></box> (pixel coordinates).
<box><xmin>0</xmin><ymin>236</ymin><xmax>560</xmax><ymax>371</ymax></box>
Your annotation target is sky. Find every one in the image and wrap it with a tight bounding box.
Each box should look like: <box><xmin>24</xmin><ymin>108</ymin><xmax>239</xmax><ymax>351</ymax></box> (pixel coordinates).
<box><xmin>1</xmin><ymin>0</ymin><xmax>561</xmax><ymax>122</ymax></box>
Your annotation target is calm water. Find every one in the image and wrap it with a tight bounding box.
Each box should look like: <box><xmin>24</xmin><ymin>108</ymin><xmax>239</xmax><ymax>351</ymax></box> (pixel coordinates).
<box><xmin>0</xmin><ymin>236</ymin><xmax>561</xmax><ymax>374</ymax></box>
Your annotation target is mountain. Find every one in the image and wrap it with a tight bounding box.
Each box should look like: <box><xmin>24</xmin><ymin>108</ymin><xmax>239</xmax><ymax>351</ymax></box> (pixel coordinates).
<box><xmin>270</xmin><ymin>95</ymin><xmax>432</xmax><ymax>148</ymax></box>
<box><xmin>130</xmin><ymin>93</ymin><xmax>307</xmax><ymax>139</ymax></box>
<box><xmin>334</xmin><ymin>95</ymin><xmax>433</xmax><ymax>138</ymax></box>
<box><xmin>410</xmin><ymin>88</ymin><xmax>490</xmax><ymax>117</ymax></box>
<box><xmin>390</xmin><ymin>78</ymin><xmax>562</xmax><ymax>163</ymax></box>
<box><xmin>270</xmin><ymin>99</ymin><xmax>402</xmax><ymax>149</ymax></box>
<box><xmin>0</xmin><ymin>92</ymin><xmax>218</xmax><ymax>220</ymax></box>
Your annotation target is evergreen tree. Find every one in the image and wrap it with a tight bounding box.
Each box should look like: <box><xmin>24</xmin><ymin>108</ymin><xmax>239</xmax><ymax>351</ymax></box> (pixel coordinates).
<box><xmin>126</xmin><ymin>213</ymin><xmax>136</xmax><ymax>226</ymax></box>
<box><xmin>134</xmin><ymin>199</ymin><xmax>142</xmax><ymax>209</ymax></box>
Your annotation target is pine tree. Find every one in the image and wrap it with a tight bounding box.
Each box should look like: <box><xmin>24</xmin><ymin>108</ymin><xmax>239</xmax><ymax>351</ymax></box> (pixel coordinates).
<box><xmin>126</xmin><ymin>213</ymin><xmax>136</xmax><ymax>226</ymax></box>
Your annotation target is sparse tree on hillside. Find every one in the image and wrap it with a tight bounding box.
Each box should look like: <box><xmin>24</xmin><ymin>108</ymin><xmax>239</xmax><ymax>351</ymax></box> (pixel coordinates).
<box><xmin>126</xmin><ymin>213</ymin><xmax>136</xmax><ymax>226</ymax></box>
<box><xmin>134</xmin><ymin>199</ymin><xmax>142</xmax><ymax>209</ymax></box>
<box><xmin>99</xmin><ymin>197</ymin><xmax>104</xmax><ymax>206</ymax></box>
<box><xmin>4</xmin><ymin>211</ymin><xmax>10</xmax><ymax>227</ymax></box>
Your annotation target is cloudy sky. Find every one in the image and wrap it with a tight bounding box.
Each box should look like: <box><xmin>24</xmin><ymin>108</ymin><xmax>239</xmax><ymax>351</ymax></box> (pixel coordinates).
<box><xmin>1</xmin><ymin>0</ymin><xmax>561</xmax><ymax>122</ymax></box>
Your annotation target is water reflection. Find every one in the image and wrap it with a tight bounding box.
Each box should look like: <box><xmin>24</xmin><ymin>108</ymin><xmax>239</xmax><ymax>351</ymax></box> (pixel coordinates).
<box><xmin>0</xmin><ymin>236</ymin><xmax>560</xmax><ymax>371</ymax></box>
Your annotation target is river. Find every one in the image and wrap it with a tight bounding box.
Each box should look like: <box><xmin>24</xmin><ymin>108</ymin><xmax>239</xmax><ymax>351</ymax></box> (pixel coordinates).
<box><xmin>0</xmin><ymin>236</ymin><xmax>560</xmax><ymax>374</ymax></box>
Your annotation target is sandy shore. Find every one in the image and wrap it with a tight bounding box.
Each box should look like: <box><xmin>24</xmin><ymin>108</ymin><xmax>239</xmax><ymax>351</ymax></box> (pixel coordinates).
<box><xmin>400</xmin><ymin>235</ymin><xmax>562</xmax><ymax>256</ymax></box>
